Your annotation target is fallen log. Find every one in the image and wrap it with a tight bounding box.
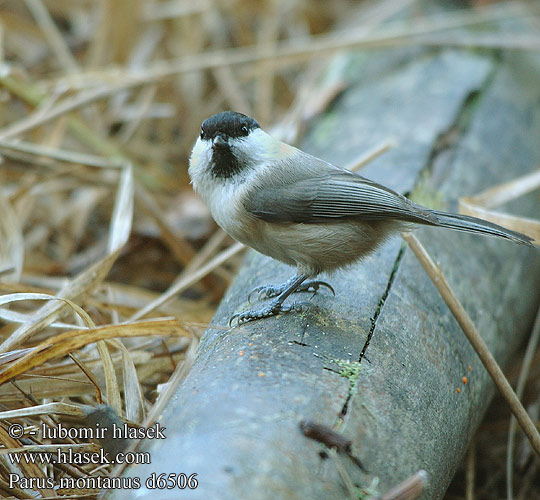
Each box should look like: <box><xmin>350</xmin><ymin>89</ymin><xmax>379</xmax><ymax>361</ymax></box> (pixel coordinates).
<box><xmin>110</xmin><ymin>48</ymin><xmax>540</xmax><ymax>500</ymax></box>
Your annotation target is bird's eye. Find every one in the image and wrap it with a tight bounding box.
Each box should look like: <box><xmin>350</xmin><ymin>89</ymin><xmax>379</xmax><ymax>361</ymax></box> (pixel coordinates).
<box><xmin>200</xmin><ymin>129</ymin><xmax>205</xmax><ymax>139</ymax></box>
<box><xmin>241</xmin><ymin>125</ymin><xmax>249</xmax><ymax>136</ymax></box>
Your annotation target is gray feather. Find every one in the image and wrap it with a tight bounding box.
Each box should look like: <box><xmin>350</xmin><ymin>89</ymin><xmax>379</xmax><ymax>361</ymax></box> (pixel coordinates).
<box><xmin>244</xmin><ymin>170</ymin><xmax>438</xmax><ymax>225</ymax></box>
<box><xmin>428</xmin><ymin>210</ymin><xmax>533</xmax><ymax>246</ymax></box>
<box><xmin>243</xmin><ymin>158</ymin><xmax>534</xmax><ymax>247</ymax></box>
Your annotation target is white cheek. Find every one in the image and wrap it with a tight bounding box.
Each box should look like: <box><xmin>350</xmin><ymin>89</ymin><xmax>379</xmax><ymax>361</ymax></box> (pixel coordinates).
<box><xmin>188</xmin><ymin>139</ymin><xmax>211</xmax><ymax>185</ymax></box>
<box><xmin>188</xmin><ymin>139</ymin><xmax>238</xmax><ymax>220</ymax></box>
<box><xmin>232</xmin><ymin>129</ymin><xmax>296</xmax><ymax>166</ymax></box>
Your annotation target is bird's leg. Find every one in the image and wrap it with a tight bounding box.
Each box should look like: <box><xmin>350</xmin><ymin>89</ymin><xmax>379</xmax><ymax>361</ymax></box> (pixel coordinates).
<box><xmin>230</xmin><ymin>273</ymin><xmax>313</xmax><ymax>326</ymax></box>
<box><xmin>248</xmin><ymin>276</ymin><xmax>334</xmax><ymax>303</ymax></box>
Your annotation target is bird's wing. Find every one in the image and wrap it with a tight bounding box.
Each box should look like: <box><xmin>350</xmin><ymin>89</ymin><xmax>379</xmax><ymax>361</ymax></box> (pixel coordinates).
<box><xmin>244</xmin><ymin>168</ymin><xmax>437</xmax><ymax>225</ymax></box>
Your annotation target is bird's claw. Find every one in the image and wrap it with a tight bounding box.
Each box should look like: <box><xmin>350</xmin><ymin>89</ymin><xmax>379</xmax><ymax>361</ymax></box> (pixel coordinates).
<box><xmin>247</xmin><ymin>284</ymin><xmax>283</xmax><ymax>303</ymax></box>
<box><xmin>229</xmin><ymin>301</ymin><xmax>310</xmax><ymax>326</ymax></box>
<box><xmin>300</xmin><ymin>280</ymin><xmax>335</xmax><ymax>297</ymax></box>
<box><xmin>247</xmin><ymin>279</ymin><xmax>335</xmax><ymax>303</ymax></box>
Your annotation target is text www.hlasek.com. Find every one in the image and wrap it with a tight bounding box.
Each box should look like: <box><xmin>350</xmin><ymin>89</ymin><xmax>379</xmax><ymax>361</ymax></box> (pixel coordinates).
<box><xmin>8</xmin><ymin>447</ymin><xmax>150</xmax><ymax>465</ymax></box>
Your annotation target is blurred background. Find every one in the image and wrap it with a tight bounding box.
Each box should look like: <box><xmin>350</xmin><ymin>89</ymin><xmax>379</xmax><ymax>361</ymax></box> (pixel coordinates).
<box><xmin>0</xmin><ymin>1</ymin><xmax>539</xmax><ymax>499</ymax></box>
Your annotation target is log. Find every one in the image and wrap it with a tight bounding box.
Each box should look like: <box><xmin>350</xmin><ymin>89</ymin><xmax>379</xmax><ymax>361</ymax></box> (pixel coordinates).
<box><xmin>110</xmin><ymin>49</ymin><xmax>540</xmax><ymax>500</ymax></box>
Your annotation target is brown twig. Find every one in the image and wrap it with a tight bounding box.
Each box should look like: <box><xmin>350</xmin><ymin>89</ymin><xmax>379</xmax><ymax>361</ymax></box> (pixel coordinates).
<box><xmin>466</xmin><ymin>436</ymin><xmax>476</xmax><ymax>500</ymax></box>
<box><xmin>370</xmin><ymin>469</ymin><xmax>429</xmax><ymax>500</ymax></box>
<box><xmin>68</xmin><ymin>352</ymin><xmax>103</xmax><ymax>404</ymax></box>
<box><xmin>347</xmin><ymin>139</ymin><xmax>395</xmax><ymax>173</ymax></box>
<box><xmin>128</xmin><ymin>242</ymin><xmax>245</xmax><ymax>321</ymax></box>
<box><xmin>506</xmin><ymin>305</ymin><xmax>540</xmax><ymax>500</ymax></box>
<box><xmin>402</xmin><ymin>232</ymin><xmax>540</xmax><ymax>457</ymax></box>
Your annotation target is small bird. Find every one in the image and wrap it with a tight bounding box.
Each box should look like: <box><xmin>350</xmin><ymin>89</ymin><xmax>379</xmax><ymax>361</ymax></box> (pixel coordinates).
<box><xmin>189</xmin><ymin>111</ymin><xmax>534</xmax><ymax>325</ymax></box>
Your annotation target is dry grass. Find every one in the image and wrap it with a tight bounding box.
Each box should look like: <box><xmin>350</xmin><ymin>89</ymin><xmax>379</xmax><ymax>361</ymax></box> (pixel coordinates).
<box><xmin>0</xmin><ymin>0</ymin><xmax>539</xmax><ymax>498</ymax></box>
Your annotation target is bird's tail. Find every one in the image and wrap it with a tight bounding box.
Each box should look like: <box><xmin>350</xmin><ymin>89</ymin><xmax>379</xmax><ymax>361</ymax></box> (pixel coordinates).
<box><xmin>427</xmin><ymin>210</ymin><xmax>535</xmax><ymax>247</ymax></box>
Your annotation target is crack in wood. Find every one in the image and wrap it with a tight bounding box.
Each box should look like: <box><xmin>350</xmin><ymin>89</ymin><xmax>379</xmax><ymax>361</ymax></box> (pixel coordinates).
<box><xmin>358</xmin><ymin>243</ymin><xmax>406</xmax><ymax>365</ymax></box>
<box><xmin>341</xmin><ymin>70</ymin><xmax>497</xmax><ymax>421</ymax></box>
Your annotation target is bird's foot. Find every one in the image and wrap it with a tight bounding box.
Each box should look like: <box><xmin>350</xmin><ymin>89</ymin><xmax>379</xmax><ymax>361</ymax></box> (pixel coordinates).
<box><xmin>229</xmin><ymin>301</ymin><xmax>310</xmax><ymax>326</ymax></box>
<box><xmin>248</xmin><ymin>280</ymin><xmax>334</xmax><ymax>303</ymax></box>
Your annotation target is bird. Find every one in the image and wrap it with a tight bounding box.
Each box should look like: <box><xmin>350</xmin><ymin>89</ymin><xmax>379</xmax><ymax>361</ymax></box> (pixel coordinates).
<box><xmin>189</xmin><ymin>111</ymin><xmax>535</xmax><ymax>325</ymax></box>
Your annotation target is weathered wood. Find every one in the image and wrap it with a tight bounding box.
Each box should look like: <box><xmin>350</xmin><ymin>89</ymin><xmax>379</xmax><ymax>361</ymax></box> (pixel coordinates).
<box><xmin>110</xmin><ymin>50</ymin><xmax>540</xmax><ymax>500</ymax></box>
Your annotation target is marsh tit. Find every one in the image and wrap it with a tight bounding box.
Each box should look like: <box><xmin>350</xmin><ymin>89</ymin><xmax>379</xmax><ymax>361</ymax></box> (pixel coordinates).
<box><xmin>189</xmin><ymin>111</ymin><xmax>534</xmax><ymax>325</ymax></box>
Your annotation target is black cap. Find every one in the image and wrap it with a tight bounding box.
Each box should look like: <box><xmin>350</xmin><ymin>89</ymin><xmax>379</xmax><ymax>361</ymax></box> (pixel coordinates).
<box><xmin>201</xmin><ymin>111</ymin><xmax>260</xmax><ymax>141</ymax></box>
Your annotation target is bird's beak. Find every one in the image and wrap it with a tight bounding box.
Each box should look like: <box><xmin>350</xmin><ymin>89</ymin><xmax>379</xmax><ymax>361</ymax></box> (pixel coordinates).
<box><xmin>213</xmin><ymin>134</ymin><xmax>228</xmax><ymax>148</ymax></box>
